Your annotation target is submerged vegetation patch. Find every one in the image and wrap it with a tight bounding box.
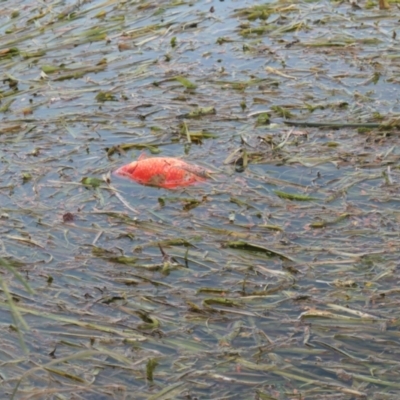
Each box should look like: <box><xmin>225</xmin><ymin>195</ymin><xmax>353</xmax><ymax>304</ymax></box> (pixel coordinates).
<box><xmin>0</xmin><ymin>0</ymin><xmax>400</xmax><ymax>398</ymax></box>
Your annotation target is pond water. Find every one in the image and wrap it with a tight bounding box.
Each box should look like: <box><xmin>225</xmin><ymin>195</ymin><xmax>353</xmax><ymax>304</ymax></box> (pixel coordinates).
<box><xmin>1</xmin><ymin>0</ymin><xmax>400</xmax><ymax>399</ymax></box>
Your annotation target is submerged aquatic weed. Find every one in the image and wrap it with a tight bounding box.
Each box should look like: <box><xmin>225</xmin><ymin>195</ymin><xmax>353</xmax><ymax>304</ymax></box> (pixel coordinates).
<box><xmin>2</xmin><ymin>0</ymin><xmax>400</xmax><ymax>398</ymax></box>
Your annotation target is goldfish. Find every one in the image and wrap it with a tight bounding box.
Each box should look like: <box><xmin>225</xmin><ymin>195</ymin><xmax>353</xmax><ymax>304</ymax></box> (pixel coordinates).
<box><xmin>114</xmin><ymin>154</ymin><xmax>209</xmax><ymax>189</ymax></box>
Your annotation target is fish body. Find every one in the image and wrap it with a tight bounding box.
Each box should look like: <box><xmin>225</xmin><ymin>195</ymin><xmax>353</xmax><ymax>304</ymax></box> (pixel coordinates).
<box><xmin>114</xmin><ymin>155</ymin><xmax>208</xmax><ymax>189</ymax></box>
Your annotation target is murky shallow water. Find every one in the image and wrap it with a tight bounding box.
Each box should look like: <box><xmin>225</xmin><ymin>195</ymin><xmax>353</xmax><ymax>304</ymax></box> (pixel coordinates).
<box><xmin>1</xmin><ymin>0</ymin><xmax>400</xmax><ymax>398</ymax></box>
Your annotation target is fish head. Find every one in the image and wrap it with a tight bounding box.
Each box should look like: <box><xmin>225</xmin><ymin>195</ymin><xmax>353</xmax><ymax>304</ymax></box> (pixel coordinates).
<box><xmin>114</xmin><ymin>162</ymin><xmax>138</xmax><ymax>178</ymax></box>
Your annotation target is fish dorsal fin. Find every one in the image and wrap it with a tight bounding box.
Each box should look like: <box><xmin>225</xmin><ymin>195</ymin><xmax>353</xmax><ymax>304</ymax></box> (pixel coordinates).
<box><xmin>138</xmin><ymin>152</ymin><xmax>148</xmax><ymax>161</ymax></box>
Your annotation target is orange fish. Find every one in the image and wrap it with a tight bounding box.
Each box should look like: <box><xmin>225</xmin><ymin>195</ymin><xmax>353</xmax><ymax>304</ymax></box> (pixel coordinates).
<box><xmin>114</xmin><ymin>154</ymin><xmax>209</xmax><ymax>189</ymax></box>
